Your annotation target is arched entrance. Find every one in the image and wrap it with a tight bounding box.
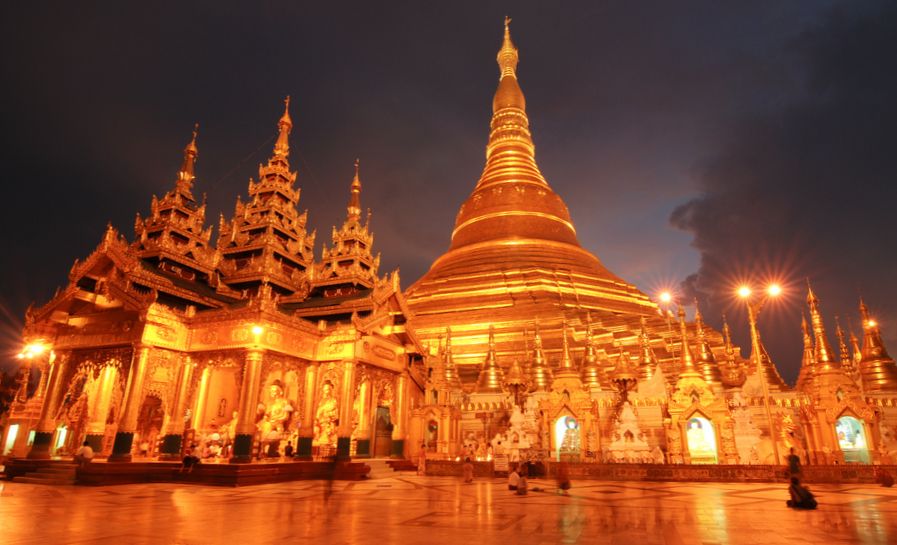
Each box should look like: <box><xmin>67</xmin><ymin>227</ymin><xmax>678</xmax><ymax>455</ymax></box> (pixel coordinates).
<box><xmin>685</xmin><ymin>416</ymin><xmax>718</xmax><ymax>464</ymax></box>
<box><xmin>426</xmin><ymin>419</ymin><xmax>438</xmax><ymax>452</ymax></box>
<box><xmin>836</xmin><ymin>416</ymin><xmax>870</xmax><ymax>463</ymax></box>
<box><xmin>554</xmin><ymin>415</ymin><xmax>580</xmax><ymax>461</ymax></box>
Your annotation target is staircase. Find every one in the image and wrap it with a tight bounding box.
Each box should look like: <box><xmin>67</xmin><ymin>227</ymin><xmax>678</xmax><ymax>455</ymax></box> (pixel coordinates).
<box><xmin>366</xmin><ymin>459</ymin><xmax>401</xmax><ymax>479</ymax></box>
<box><xmin>14</xmin><ymin>463</ymin><xmax>77</xmax><ymax>485</ymax></box>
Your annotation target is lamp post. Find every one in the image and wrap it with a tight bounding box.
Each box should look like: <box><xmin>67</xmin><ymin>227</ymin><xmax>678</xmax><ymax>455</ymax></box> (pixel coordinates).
<box><xmin>738</xmin><ymin>283</ymin><xmax>782</xmax><ymax>465</ymax></box>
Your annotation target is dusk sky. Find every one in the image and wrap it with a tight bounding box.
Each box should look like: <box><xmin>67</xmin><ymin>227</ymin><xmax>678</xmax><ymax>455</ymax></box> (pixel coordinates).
<box><xmin>2</xmin><ymin>1</ymin><xmax>896</xmax><ymax>382</ymax></box>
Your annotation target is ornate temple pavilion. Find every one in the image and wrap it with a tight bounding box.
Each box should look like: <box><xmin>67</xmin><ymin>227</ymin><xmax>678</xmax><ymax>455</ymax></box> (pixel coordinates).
<box><xmin>4</xmin><ymin>20</ymin><xmax>897</xmax><ymax>470</ymax></box>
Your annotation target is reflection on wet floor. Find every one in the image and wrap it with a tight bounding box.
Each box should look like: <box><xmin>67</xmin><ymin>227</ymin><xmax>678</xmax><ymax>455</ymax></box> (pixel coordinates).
<box><xmin>1</xmin><ymin>476</ymin><xmax>895</xmax><ymax>544</ymax></box>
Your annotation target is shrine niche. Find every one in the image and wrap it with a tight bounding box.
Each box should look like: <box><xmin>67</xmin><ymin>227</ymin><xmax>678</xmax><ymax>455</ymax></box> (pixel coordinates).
<box><xmin>134</xmin><ymin>394</ymin><xmax>164</xmax><ymax>456</ymax></box>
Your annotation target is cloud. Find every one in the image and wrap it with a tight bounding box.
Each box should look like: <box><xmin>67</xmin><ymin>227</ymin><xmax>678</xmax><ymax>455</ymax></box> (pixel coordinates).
<box><xmin>671</xmin><ymin>1</ymin><xmax>897</xmax><ymax>383</ymax></box>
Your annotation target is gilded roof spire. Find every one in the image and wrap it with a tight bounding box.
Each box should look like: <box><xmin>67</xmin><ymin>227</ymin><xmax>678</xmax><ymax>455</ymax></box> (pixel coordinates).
<box><xmin>722</xmin><ymin>314</ymin><xmax>735</xmax><ymax>359</ymax></box>
<box><xmin>347</xmin><ymin>158</ymin><xmax>362</xmax><ymax>223</ymax></box>
<box><xmin>806</xmin><ymin>281</ymin><xmax>836</xmax><ymax>365</ymax></box>
<box><xmin>835</xmin><ymin>317</ymin><xmax>851</xmax><ymax>367</ymax></box>
<box><xmin>273</xmin><ymin>95</ymin><xmax>292</xmax><ymax>161</ymax></box>
<box><xmin>442</xmin><ymin>327</ymin><xmax>462</xmax><ymax>390</ymax></box>
<box><xmin>178</xmin><ymin>123</ymin><xmax>199</xmax><ymax>189</ymax></box>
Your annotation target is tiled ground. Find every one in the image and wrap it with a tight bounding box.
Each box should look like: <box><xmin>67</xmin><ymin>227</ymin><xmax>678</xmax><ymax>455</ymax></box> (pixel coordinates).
<box><xmin>2</xmin><ymin>476</ymin><xmax>896</xmax><ymax>544</ymax></box>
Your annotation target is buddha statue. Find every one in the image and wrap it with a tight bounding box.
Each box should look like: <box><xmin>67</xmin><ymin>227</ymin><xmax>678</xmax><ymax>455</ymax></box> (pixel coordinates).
<box><xmin>314</xmin><ymin>381</ymin><xmax>338</xmax><ymax>447</ymax></box>
<box><xmin>259</xmin><ymin>380</ymin><xmax>293</xmax><ymax>440</ymax></box>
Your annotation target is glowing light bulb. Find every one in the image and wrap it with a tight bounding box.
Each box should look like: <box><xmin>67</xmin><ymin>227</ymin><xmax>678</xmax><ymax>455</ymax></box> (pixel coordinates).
<box><xmin>737</xmin><ymin>286</ymin><xmax>752</xmax><ymax>299</ymax></box>
<box><xmin>659</xmin><ymin>291</ymin><xmax>672</xmax><ymax>304</ymax></box>
<box><xmin>868</xmin><ymin>320</ymin><xmax>877</xmax><ymax>328</ymax></box>
<box><xmin>251</xmin><ymin>325</ymin><xmax>264</xmax><ymax>336</ymax></box>
<box><xmin>767</xmin><ymin>284</ymin><xmax>782</xmax><ymax>297</ymax></box>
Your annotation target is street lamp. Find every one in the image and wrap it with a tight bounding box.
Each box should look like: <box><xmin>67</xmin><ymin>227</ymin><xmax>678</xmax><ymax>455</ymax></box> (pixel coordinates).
<box><xmin>737</xmin><ymin>283</ymin><xmax>782</xmax><ymax>464</ymax></box>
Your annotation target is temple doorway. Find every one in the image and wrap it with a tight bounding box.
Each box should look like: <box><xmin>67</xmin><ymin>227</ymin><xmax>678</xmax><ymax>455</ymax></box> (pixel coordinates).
<box><xmin>374</xmin><ymin>406</ymin><xmax>392</xmax><ymax>457</ymax></box>
<box><xmin>135</xmin><ymin>395</ymin><xmax>164</xmax><ymax>458</ymax></box>
<box><xmin>426</xmin><ymin>419</ymin><xmax>438</xmax><ymax>452</ymax></box>
<box><xmin>554</xmin><ymin>415</ymin><xmax>580</xmax><ymax>461</ymax></box>
<box><xmin>685</xmin><ymin>416</ymin><xmax>718</xmax><ymax>464</ymax></box>
<box><xmin>836</xmin><ymin>416</ymin><xmax>870</xmax><ymax>463</ymax></box>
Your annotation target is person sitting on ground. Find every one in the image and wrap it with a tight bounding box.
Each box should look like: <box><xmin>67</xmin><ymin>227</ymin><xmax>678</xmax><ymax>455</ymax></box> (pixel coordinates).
<box><xmin>516</xmin><ymin>467</ymin><xmax>528</xmax><ymax>496</ymax></box>
<box><xmin>787</xmin><ymin>447</ymin><xmax>801</xmax><ymax>478</ymax></box>
<box><xmin>284</xmin><ymin>441</ymin><xmax>294</xmax><ymax>459</ymax></box>
<box><xmin>877</xmin><ymin>468</ymin><xmax>895</xmax><ymax>488</ymax></box>
<box><xmin>508</xmin><ymin>466</ymin><xmax>520</xmax><ymax>491</ymax></box>
<box><xmin>181</xmin><ymin>448</ymin><xmax>201</xmax><ymax>473</ymax></box>
<box><xmin>556</xmin><ymin>462</ymin><xmax>571</xmax><ymax>495</ymax></box>
<box><xmin>786</xmin><ymin>477</ymin><xmax>817</xmax><ymax>509</ymax></box>
<box><xmin>74</xmin><ymin>441</ymin><xmax>94</xmax><ymax>468</ymax></box>
<box><xmin>462</xmin><ymin>457</ymin><xmax>474</xmax><ymax>483</ymax></box>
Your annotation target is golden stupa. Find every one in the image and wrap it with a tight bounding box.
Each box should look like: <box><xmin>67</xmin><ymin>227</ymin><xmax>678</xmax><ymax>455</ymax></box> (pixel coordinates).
<box><xmin>406</xmin><ymin>19</ymin><xmax>728</xmax><ymax>383</ymax></box>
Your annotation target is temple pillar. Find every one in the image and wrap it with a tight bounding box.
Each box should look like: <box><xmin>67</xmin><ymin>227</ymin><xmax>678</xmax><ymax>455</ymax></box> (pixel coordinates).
<box><xmin>191</xmin><ymin>366</ymin><xmax>211</xmax><ymax>431</ymax></box>
<box><xmin>354</xmin><ymin>379</ymin><xmax>371</xmax><ymax>457</ymax></box>
<box><xmin>336</xmin><ymin>360</ymin><xmax>356</xmax><ymax>460</ymax></box>
<box><xmin>296</xmin><ymin>363</ymin><xmax>318</xmax><ymax>458</ymax></box>
<box><xmin>28</xmin><ymin>352</ymin><xmax>69</xmax><ymax>459</ymax></box>
<box><xmin>391</xmin><ymin>373</ymin><xmax>407</xmax><ymax>458</ymax></box>
<box><xmin>110</xmin><ymin>346</ymin><xmax>150</xmax><ymax>461</ymax></box>
<box><xmin>159</xmin><ymin>356</ymin><xmax>194</xmax><ymax>460</ymax></box>
<box><xmin>230</xmin><ymin>348</ymin><xmax>264</xmax><ymax>463</ymax></box>
<box><xmin>85</xmin><ymin>363</ymin><xmax>119</xmax><ymax>454</ymax></box>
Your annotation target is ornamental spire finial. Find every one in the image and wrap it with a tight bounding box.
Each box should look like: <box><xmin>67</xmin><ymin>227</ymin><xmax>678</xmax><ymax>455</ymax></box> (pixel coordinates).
<box><xmin>273</xmin><ymin>95</ymin><xmax>292</xmax><ymax>160</ymax></box>
<box><xmin>178</xmin><ymin>123</ymin><xmax>199</xmax><ymax>188</ymax></box>
<box><xmin>348</xmin><ymin>158</ymin><xmax>362</xmax><ymax>222</ymax></box>
<box><xmin>497</xmin><ymin>16</ymin><xmax>519</xmax><ymax>80</ymax></box>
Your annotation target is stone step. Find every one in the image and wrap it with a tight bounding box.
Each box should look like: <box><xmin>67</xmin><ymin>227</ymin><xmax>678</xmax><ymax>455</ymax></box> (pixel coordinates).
<box><xmin>15</xmin><ymin>476</ymin><xmax>76</xmax><ymax>485</ymax></box>
<box><xmin>36</xmin><ymin>467</ymin><xmax>77</xmax><ymax>475</ymax></box>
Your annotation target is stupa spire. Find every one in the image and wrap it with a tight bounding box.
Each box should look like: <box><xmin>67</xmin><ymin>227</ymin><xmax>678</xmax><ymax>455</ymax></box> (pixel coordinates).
<box><xmin>581</xmin><ymin>313</ymin><xmax>604</xmax><ymax>387</ymax></box>
<box><xmin>497</xmin><ymin>16</ymin><xmax>519</xmax><ymax>79</ymax></box>
<box><xmin>796</xmin><ymin>314</ymin><xmax>816</xmax><ymax>391</ymax></box>
<box><xmin>693</xmin><ymin>300</ymin><xmax>721</xmax><ymax>385</ymax></box>
<box><xmin>273</xmin><ymin>95</ymin><xmax>292</xmax><ymax>161</ymax></box>
<box><xmin>806</xmin><ymin>282</ymin><xmax>836</xmax><ymax>366</ymax></box>
<box><xmin>857</xmin><ymin>299</ymin><xmax>897</xmax><ymax>391</ymax></box>
<box><xmin>638</xmin><ymin>316</ymin><xmax>658</xmax><ymax>380</ymax></box>
<box><xmin>529</xmin><ymin>321</ymin><xmax>552</xmax><ymax>391</ymax></box>
<box><xmin>722</xmin><ymin>314</ymin><xmax>736</xmax><ymax>361</ymax></box>
<box><xmin>559</xmin><ymin>320</ymin><xmax>576</xmax><ymax>372</ymax></box>
<box><xmin>442</xmin><ymin>327</ymin><xmax>462</xmax><ymax>391</ymax></box>
<box><xmin>677</xmin><ymin>306</ymin><xmax>699</xmax><ymax>377</ymax></box>
<box><xmin>476</xmin><ymin>325</ymin><xmax>505</xmax><ymax>393</ymax></box>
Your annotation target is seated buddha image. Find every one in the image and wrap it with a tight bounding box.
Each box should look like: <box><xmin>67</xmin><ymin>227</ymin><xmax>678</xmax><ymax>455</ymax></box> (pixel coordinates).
<box><xmin>259</xmin><ymin>380</ymin><xmax>294</xmax><ymax>440</ymax></box>
<box><xmin>314</xmin><ymin>381</ymin><xmax>338</xmax><ymax>447</ymax></box>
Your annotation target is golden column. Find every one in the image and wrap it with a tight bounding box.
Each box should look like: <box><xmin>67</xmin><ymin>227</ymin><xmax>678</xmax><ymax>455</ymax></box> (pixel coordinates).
<box><xmin>191</xmin><ymin>366</ymin><xmax>212</xmax><ymax>431</ymax></box>
<box><xmin>159</xmin><ymin>355</ymin><xmax>195</xmax><ymax>460</ymax></box>
<box><xmin>391</xmin><ymin>373</ymin><xmax>407</xmax><ymax>458</ymax></box>
<box><xmin>110</xmin><ymin>345</ymin><xmax>151</xmax><ymax>461</ymax></box>
<box><xmin>354</xmin><ymin>379</ymin><xmax>372</xmax><ymax>457</ymax></box>
<box><xmin>336</xmin><ymin>360</ymin><xmax>356</xmax><ymax>459</ymax></box>
<box><xmin>296</xmin><ymin>363</ymin><xmax>318</xmax><ymax>458</ymax></box>
<box><xmin>85</xmin><ymin>362</ymin><xmax>119</xmax><ymax>454</ymax></box>
<box><xmin>230</xmin><ymin>347</ymin><xmax>264</xmax><ymax>463</ymax></box>
<box><xmin>28</xmin><ymin>350</ymin><xmax>67</xmax><ymax>459</ymax></box>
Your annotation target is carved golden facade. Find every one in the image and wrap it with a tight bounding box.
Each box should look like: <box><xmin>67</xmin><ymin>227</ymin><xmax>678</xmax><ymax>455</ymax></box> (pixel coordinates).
<box><xmin>6</xmin><ymin>19</ymin><xmax>897</xmax><ymax>471</ymax></box>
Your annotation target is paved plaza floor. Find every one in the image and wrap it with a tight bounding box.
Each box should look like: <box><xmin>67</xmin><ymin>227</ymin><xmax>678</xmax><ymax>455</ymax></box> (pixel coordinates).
<box><xmin>2</xmin><ymin>475</ymin><xmax>896</xmax><ymax>544</ymax></box>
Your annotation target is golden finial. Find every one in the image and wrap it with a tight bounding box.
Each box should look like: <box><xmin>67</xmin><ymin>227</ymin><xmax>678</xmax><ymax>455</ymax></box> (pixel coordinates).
<box><xmin>273</xmin><ymin>96</ymin><xmax>292</xmax><ymax>160</ymax></box>
<box><xmin>678</xmin><ymin>306</ymin><xmax>697</xmax><ymax>374</ymax></box>
<box><xmin>497</xmin><ymin>16</ymin><xmax>519</xmax><ymax>79</ymax></box>
<box><xmin>178</xmin><ymin>122</ymin><xmax>199</xmax><ymax>185</ymax></box>
<box><xmin>347</xmin><ymin>159</ymin><xmax>362</xmax><ymax>222</ymax></box>
<box><xmin>806</xmin><ymin>282</ymin><xmax>834</xmax><ymax>364</ymax></box>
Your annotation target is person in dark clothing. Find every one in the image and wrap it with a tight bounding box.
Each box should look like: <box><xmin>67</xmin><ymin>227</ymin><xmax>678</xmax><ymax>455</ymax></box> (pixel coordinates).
<box><xmin>787</xmin><ymin>447</ymin><xmax>801</xmax><ymax>478</ymax></box>
<box><xmin>180</xmin><ymin>449</ymin><xmax>201</xmax><ymax>473</ymax></box>
<box><xmin>284</xmin><ymin>441</ymin><xmax>294</xmax><ymax>458</ymax></box>
<box><xmin>787</xmin><ymin>477</ymin><xmax>817</xmax><ymax>509</ymax></box>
